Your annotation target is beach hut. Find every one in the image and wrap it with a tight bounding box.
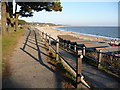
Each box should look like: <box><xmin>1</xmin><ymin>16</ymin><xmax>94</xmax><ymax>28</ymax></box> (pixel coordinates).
<box><xmin>58</xmin><ymin>35</ymin><xmax>77</xmax><ymax>40</ymax></box>
<box><xmin>115</xmin><ymin>54</ymin><xmax>120</xmax><ymax>57</ymax></box>
<box><xmin>75</xmin><ymin>41</ymin><xmax>99</xmax><ymax>46</ymax></box>
<box><xmin>70</xmin><ymin>40</ymin><xmax>99</xmax><ymax>51</ymax></box>
<box><xmin>68</xmin><ymin>39</ymin><xmax>90</xmax><ymax>45</ymax></box>
<box><xmin>68</xmin><ymin>39</ymin><xmax>91</xmax><ymax>50</ymax></box>
<box><xmin>58</xmin><ymin>35</ymin><xmax>79</xmax><ymax>47</ymax></box>
<box><xmin>84</xmin><ymin>43</ymin><xmax>110</xmax><ymax>50</ymax></box>
<box><xmin>96</xmin><ymin>46</ymin><xmax>120</xmax><ymax>55</ymax></box>
<box><xmin>58</xmin><ymin>35</ymin><xmax>78</xmax><ymax>42</ymax></box>
<box><xmin>58</xmin><ymin>35</ymin><xmax>72</xmax><ymax>45</ymax></box>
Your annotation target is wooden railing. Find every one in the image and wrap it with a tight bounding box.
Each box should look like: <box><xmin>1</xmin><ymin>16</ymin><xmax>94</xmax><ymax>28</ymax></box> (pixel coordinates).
<box><xmin>81</xmin><ymin>47</ymin><xmax>120</xmax><ymax>74</ymax></box>
<box><xmin>38</xmin><ymin>29</ymin><xmax>120</xmax><ymax>88</ymax></box>
<box><xmin>57</xmin><ymin>32</ymin><xmax>120</xmax><ymax>75</ymax></box>
<box><xmin>39</xmin><ymin>30</ymin><xmax>90</xmax><ymax>88</ymax></box>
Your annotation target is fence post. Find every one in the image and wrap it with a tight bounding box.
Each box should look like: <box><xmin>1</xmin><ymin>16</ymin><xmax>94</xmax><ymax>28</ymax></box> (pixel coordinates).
<box><xmin>76</xmin><ymin>50</ymin><xmax>83</xmax><ymax>88</ymax></box>
<box><xmin>56</xmin><ymin>40</ymin><xmax>59</xmax><ymax>61</ymax></box>
<box><xmin>74</xmin><ymin>45</ymin><xmax>77</xmax><ymax>52</ymax></box>
<box><xmin>41</xmin><ymin>32</ymin><xmax>44</xmax><ymax>41</ymax></box>
<box><xmin>44</xmin><ymin>32</ymin><xmax>46</xmax><ymax>41</ymax></box>
<box><xmin>82</xmin><ymin>47</ymin><xmax>86</xmax><ymax>56</ymax></box>
<box><xmin>44</xmin><ymin>33</ymin><xmax>46</xmax><ymax>41</ymax></box>
<box><xmin>98</xmin><ymin>50</ymin><xmax>102</xmax><ymax>69</ymax></box>
<box><xmin>68</xmin><ymin>43</ymin><xmax>71</xmax><ymax>49</ymax></box>
<box><xmin>64</xmin><ymin>41</ymin><xmax>67</xmax><ymax>49</ymax></box>
<box><xmin>48</xmin><ymin>35</ymin><xmax>51</xmax><ymax>51</ymax></box>
<box><xmin>45</xmin><ymin>33</ymin><xmax>47</xmax><ymax>42</ymax></box>
<box><xmin>40</xmin><ymin>31</ymin><xmax>42</xmax><ymax>40</ymax></box>
<box><xmin>42</xmin><ymin>32</ymin><xmax>44</xmax><ymax>39</ymax></box>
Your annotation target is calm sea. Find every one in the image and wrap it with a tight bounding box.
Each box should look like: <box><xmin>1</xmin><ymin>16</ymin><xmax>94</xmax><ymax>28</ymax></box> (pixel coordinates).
<box><xmin>53</xmin><ymin>26</ymin><xmax>119</xmax><ymax>40</ymax></box>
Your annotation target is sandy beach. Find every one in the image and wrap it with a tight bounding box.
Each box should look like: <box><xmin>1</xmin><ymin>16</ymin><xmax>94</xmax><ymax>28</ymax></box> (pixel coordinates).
<box><xmin>35</xmin><ymin>26</ymin><xmax>112</xmax><ymax>42</ymax></box>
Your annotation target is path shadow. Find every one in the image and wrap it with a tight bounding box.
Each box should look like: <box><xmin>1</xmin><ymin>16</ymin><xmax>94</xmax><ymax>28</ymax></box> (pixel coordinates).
<box><xmin>23</xmin><ymin>29</ymin><xmax>31</xmax><ymax>50</ymax></box>
<box><xmin>3</xmin><ymin>77</ymin><xmax>25</xmax><ymax>88</ymax></box>
<box><xmin>20</xmin><ymin>30</ymin><xmax>54</xmax><ymax>73</ymax></box>
<box><xmin>28</xmin><ymin>38</ymin><xmax>45</xmax><ymax>46</ymax></box>
<box><xmin>27</xmin><ymin>40</ymin><xmax>48</xmax><ymax>50</ymax></box>
<box><xmin>20</xmin><ymin>29</ymin><xmax>63</xmax><ymax>88</ymax></box>
<box><xmin>22</xmin><ymin>43</ymin><xmax>51</xmax><ymax>58</ymax></box>
<box><xmin>20</xmin><ymin>48</ymin><xmax>54</xmax><ymax>73</ymax></box>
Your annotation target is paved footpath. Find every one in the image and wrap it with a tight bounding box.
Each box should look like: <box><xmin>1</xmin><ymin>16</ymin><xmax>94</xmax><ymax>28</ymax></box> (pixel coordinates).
<box><xmin>3</xmin><ymin>29</ymin><xmax>63</xmax><ymax>88</ymax></box>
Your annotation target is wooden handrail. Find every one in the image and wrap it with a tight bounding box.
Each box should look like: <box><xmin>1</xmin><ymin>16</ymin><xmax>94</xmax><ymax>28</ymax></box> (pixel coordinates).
<box><xmin>39</xmin><ymin>30</ymin><xmax>120</xmax><ymax>88</ymax></box>
<box><xmin>40</xmin><ymin>31</ymin><xmax>91</xmax><ymax>88</ymax></box>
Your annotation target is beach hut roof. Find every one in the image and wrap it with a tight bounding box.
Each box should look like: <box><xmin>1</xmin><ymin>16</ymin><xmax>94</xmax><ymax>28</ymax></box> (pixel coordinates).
<box><xmin>58</xmin><ymin>35</ymin><xmax>72</xmax><ymax>39</ymax></box>
<box><xmin>75</xmin><ymin>40</ymin><xmax>98</xmax><ymax>45</ymax></box>
<box><xmin>96</xmin><ymin>46</ymin><xmax>120</xmax><ymax>52</ymax></box>
<box><xmin>58</xmin><ymin>35</ymin><xmax>78</xmax><ymax>40</ymax></box>
<box><xmin>115</xmin><ymin>54</ymin><xmax>120</xmax><ymax>57</ymax></box>
<box><xmin>69</xmin><ymin>39</ymin><xmax>89</xmax><ymax>42</ymax></box>
<box><xmin>84</xmin><ymin>43</ymin><xmax>110</xmax><ymax>48</ymax></box>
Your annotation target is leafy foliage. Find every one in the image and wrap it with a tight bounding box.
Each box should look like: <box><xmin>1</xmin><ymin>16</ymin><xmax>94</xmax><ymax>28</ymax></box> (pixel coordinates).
<box><xmin>18</xmin><ymin>19</ymin><xmax>27</xmax><ymax>25</ymax></box>
<box><xmin>4</xmin><ymin>1</ymin><xmax>62</xmax><ymax>32</ymax></box>
<box><xmin>16</xmin><ymin>2</ymin><xmax>62</xmax><ymax>17</ymax></box>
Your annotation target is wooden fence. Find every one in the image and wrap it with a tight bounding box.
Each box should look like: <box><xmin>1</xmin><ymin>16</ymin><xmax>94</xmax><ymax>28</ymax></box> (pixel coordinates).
<box><xmin>83</xmin><ymin>47</ymin><xmax>120</xmax><ymax>74</ymax></box>
<box><xmin>38</xmin><ymin>30</ymin><xmax>120</xmax><ymax>88</ymax></box>
<box><xmin>39</xmin><ymin>30</ymin><xmax>90</xmax><ymax>88</ymax></box>
<box><xmin>57</xmin><ymin>34</ymin><xmax>120</xmax><ymax>75</ymax></box>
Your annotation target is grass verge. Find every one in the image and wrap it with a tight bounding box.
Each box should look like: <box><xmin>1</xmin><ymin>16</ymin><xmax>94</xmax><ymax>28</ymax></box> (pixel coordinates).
<box><xmin>48</xmin><ymin>50</ymin><xmax>76</xmax><ymax>88</ymax></box>
<box><xmin>0</xmin><ymin>34</ymin><xmax>2</xmax><ymax>74</ymax></box>
<box><xmin>2</xmin><ymin>28</ymin><xmax>25</xmax><ymax>77</ymax></box>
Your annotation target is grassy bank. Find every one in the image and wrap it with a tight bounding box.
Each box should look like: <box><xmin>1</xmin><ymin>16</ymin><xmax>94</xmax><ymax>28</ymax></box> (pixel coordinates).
<box><xmin>2</xmin><ymin>28</ymin><xmax>25</xmax><ymax>76</ymax></box>
<box><xmin>48</xmin><ymin>50</ymin><xmax>76</xmax><ymax>88</ymax></box>
<box><xmin>0</xmin><ymin>34</ymin><xmax>2</xmax><ymax>74</ymax></box>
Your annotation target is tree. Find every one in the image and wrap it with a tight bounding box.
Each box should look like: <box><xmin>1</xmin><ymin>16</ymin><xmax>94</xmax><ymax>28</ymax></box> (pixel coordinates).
<box><xmin>1</xmin><ymin>0</ymin><xmax>7</xmax><ymax>34</ymax></box>
<box><xmin>6</xmin><ymin>1</ymin><xmax>62</xmax><ymax>32</ymax></box>
<box><xmin>18</xmin><ymin>19</ymin><xmax>27</xmax><ymax>25</ymax></box>
<box><xmin>6</xmin><ymin>2</ymin><xmax>14</xmax><ymax>32</ymax></box>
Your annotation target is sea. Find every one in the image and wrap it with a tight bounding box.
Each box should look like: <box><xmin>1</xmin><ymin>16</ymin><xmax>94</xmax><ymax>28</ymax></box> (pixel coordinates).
<box><xmin>53</xmin><ymin>26</ymin><xmax>120</xmax><ymax>40</ymax></box>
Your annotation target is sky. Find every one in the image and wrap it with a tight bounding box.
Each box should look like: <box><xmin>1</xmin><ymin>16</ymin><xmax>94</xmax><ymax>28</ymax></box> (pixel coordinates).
<box><xmin>19</xmin><ymin>1</ymin><xmax>119</xmax><ymax>26</ymax></box>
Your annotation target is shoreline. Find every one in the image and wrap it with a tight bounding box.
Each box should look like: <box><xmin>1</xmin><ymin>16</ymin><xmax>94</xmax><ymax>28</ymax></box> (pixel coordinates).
<box><xmin>52</xmin><ymin>26</ymin><xmax>119</xmax><ymax>41</ymax></box>
<box><xmin>35</xmin><ymin>26</ymin><xmax>114</xmax><ymax>42</ymax></box>
<box><xmin>50</xmin><ymin>25</ymin><xmax>118</xmax><ymax>27</ymax></box>
<box><xmin>52</xmin><ymin>27</ymin><xmax>118</xmax><ymax>41</ymax></box>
